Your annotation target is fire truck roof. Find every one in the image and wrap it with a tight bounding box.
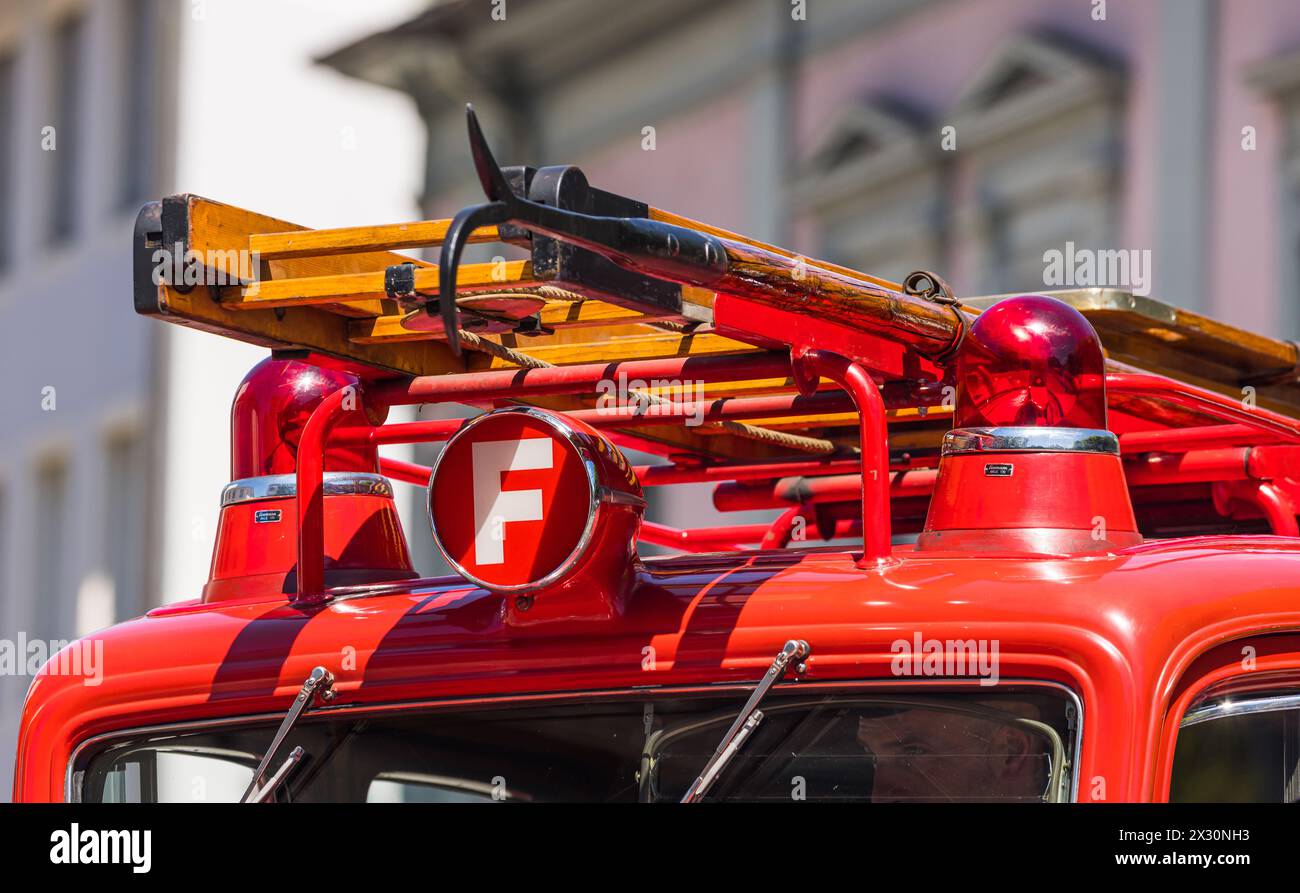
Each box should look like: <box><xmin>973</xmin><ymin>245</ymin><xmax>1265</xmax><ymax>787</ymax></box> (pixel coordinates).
<box><xmin>18</xmin><ymin>536</ymin><xmax>1300</xmax><ymax>801</ymax></box>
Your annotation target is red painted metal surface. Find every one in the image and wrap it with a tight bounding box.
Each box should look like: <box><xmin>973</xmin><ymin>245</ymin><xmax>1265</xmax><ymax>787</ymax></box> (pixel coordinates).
<box><xmin>1107</xmin><ymin>373</ymin><xmax>1300</xmax><ymax>443</ymax></box>
<box><xmin>205</xmin><ymin>492</ymin><xmax>414</xmax><ymax>603</ymax></box>
<box><xmin>712</xmin><ymin>292</ymin><xmax>945</xmax><ymax>383</ymax></box>
<box><xmin>956</xmin><ymin>295</ymin><xmax>1108</xmax><ymax>429</ymax></box>
<box><xmin>713</xmin><ymin>448</ymin><xmax>1300</xmax><ymax>513</ymax></box>
<box><xmin>1214</xmin><ymin>480</ymin><xmax>1300</xmax><ymax>537</ymax></box>
<box><xmin>231</xmin><ymin>356</ymin><xmax>380</xmax><ymax>477</ymax></box>
<box><xmin>919</xmin><ymin>450</ymin><xmax>1141</xmax><ymax>553</ymax></box>
<box><xmin>639</xmin><ymin>520</ymin><xmax>753</xmax><ymax>552</ymax></box>
<box><xmin>713</xmin><ymin>470</ymin><xmax>938</xmax><ymax>512</ymax></box>
<box><xmin>295</xmin><ymin>387</ymin><xmax>356</xmax><ymax>602</ymax></box>
<box><xmin>15</xmin><ymin>295</ymin><xmax>1300</xmax><ymax>804</ymax></box>
<box><xmin>369</xmin><ymin>352</ymin><xmax>794</xmax><ymax>406</ymax></box>
<box><xmin>379</xmin><ymin>456</ymin><xmax>433</xmax><ymax>487</ymax></box>
<box><xmin>335</xmin><ymin>418</ymin><xmax>464</xmax><ymax>446</ymax></box>
<box><xmin>16</xmin><ymin>537</ymin><xmax>1300</xmax><ymax>802</ymax></box>
<box><xmin>636</xmin><ymin>458</ymin><xmax>865</xmax><ymax>486</ymax></box>
<box><xmin>791</xmin><ymin>349</ymin><xmax>893</xmax><ymax>567</ymax></box>
<box><xmin>1250</xmin><ymin>483</ymin><xmax>1299</xmax><ymax>536</ymax></box>
<box><xmin>1119</xmin><ymin>423</ymin><xmax>1281</xmax><ymax>452</ymax></box>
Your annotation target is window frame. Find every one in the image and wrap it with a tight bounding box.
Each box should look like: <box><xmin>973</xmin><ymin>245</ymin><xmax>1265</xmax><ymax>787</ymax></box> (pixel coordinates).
<box><xmin>1155</xmin><ymin>634</ymin><xmax>1300</xmax><ymax>801</ymax></box>
<box><xmin>66</xmin><ymin>678</ymin><xmax>1083</xmax><ymax>803</ymax></box>
<box><xmin>1169</xmin><ymin>691</ymin><xmax>1300</xmax><ymax>802</ymax></box>
<box><xmin>1180</xmin><ymin>692</ymin><xmax>1300</xmax><ymax>728</ymax></box>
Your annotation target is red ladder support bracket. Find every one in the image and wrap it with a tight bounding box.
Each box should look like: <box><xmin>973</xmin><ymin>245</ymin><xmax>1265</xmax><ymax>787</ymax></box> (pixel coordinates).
<box><xmin>294</xmin><ymin>386</ymin><xmax>355</xmax><ymax>604</ymax></box>
<box><xmin>790</xmin><ymin>347</ymin><xmax>895</xmax><ymax>569</ymax></box>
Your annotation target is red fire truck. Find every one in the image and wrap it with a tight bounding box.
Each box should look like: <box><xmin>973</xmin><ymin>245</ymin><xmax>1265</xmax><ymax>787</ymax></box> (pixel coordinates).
<box><xmin>13</xmin><ymin>109</ymin><xmax>1300</xmax><ymax>804</ymax></box>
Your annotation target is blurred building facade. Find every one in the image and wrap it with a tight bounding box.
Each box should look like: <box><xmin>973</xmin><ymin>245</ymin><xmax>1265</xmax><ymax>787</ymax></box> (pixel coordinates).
<box><xmin>0</xmin><ymin>0</ymin><xmax>426</xmax><ymax>796</ymax></box>
<box><xmin>0</xmin><ymin>0</ymin><xmax>174</xmax><ymax>797</ymax></box>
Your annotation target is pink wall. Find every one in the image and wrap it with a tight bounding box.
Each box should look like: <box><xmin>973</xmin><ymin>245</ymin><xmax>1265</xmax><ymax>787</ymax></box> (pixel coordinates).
<box><xmin>785</xmin><ymin>0</ymin><xmax>1300</xmax><ymax>335</ymax></box>
<box><xmin>577</xmin><ymin>94</ymin><xmax>752</xmax><ymax>234</ymax></box>
<box><xmin>1210</xmin><ymin>0</ymin><xmax>1300</xmax><ymax>334</ymax></box>
<box><xmin>795</xmin><ymin>0</ymin><xmax>1149</xmax><ymax>156</ymax></box>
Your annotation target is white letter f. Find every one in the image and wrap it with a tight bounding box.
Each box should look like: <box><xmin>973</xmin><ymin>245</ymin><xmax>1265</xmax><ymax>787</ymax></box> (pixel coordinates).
<box><xmin>471</xmin><ymin>438</ymin><xmax>553</xmax><ymax>565</ymax></box>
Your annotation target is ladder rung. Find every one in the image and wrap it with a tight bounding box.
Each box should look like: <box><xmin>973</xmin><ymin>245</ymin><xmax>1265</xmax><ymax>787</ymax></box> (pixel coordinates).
<box><xmin>250</xmin><ymin>220</ymin><xmax>501</xmax><ymax>260</ymax></box>
<box><xmin>480</xmin><ymin>330</ymin><xmax>760</xmax><ymax>367</ymax></box>
<box><xmin>235</xmin><ymin>261</ymin><xmax>533</xmax><ymax>310</ymax></box>
<box><xmin>730</xmin><ymin>408</ymin><xmax>949</xmax><ymax>431</ymax></box>
<box><xmin>349</xmin><ymin>299</ymin><xmax>653</xmax><ymax>344</ymax></box>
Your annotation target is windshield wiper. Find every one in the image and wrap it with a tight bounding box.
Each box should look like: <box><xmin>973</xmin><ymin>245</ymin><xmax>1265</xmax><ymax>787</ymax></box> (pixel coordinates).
<box><xmin>245</xmin><ymin>746</ymin><xmax>306</xmax><ymax>803</ymax></box>
<box><xmin>680</xmin><ymin>639</ymin><xmax>809</xmax><ymax>803</ymax></box>
<box><xmin>240</xmin><ymin>666</ymin><xmax>335</xmax><ymax>803</ymax></box>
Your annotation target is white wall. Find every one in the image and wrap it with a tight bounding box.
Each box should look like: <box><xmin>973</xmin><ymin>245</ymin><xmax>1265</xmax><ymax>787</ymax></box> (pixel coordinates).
<box><xmin>157</xmin><ymin>0</ymin><xmax>428</xmax><ymax>603</ymax></box>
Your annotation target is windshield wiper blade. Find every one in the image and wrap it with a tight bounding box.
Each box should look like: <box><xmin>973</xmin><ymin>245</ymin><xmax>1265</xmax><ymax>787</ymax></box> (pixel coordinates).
<box><xmin>680</xmin><ymin>639</ymin><xmax>809</xmax><ymax>803</ymax></box>
<box><xmin>240</xmin><ymin>666</ymin><xmax>334</xmax><ymax>803</ymax></box>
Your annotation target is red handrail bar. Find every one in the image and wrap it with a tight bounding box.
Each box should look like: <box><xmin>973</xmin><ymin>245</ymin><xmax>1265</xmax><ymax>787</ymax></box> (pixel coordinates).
<box><xmin>712</xmin><ymin>447</ymin><xmax>1300</xmax><ymax>509</ymax></box>
<box><xmin>639</xmin><ymin>521</ymin><xmax>754</xmax><ymax>552</ymax></box>
<box><xmin>361</xmin><ymin>416</ymin><xmax>1288</xmax><ymax>461</ymax></box>
<box><xmin>1252</xmin><ymin>483</ymin><xmax>1300</xmax><ymax>536</ymax></box>
<box><xmin>715</xmin><ymin>470</ymin><xmax>939</xmax><ymax>512</ymax></box>
<box><xmin>575</xmin><ymin>390</ymin><xmax>857</xmax><ymax>428</ymax></box>
<box><xmin>332</xmin><ymin>391</ymin><xmax>859</xmax><ymax>445</ymax></box>
<box><xmin>368</xmin><ymin>352</ymin><xmax>795</xmax><ymax>406</ymax></box>
<box><xmin>639</xmin><ymin>515</ymin><xmax>863</xmax><ymax>553</ymax></box>
<box><xmin>792</xmin><ymin>349</ymin><xmax>893</xmax><ymax>568</ymax></box>
<box><xmin>301</xmin><ymin>369</ymin><xmax>1300</xmax><ymax>601</ymax></box>
<box><xmin>1106</xmin><ymin>373</ymin><xmax>1300</xmax><ymax>443</ymax></box>
<box><xmin>379</xmin><ymin>456</ymin><xmax>433</xmax><ymax>487</ymax></box>
<box><xmin>377</xmin><ymin>455</ymin><xmax>875</xmax><ymax>490</ymax></box>
<box><xmin>335</xmin><ymin>419</ymin><xmax>465</xmax><ymax>446</ymax></box>
<box><xmin>295</xmin><ymin>386</ymin><xmax>355</xmax><ymax>602</ymax></box>
<box><xmin>636</xmin><ymin>458</ymin><xmax>866</xmax><ymax>486</ymax></box>
<box><xmin>295</xmin><ymin>351</ymin><xmax>834</xmax><ymax>603</ymax></box>
<box><xmin>1118</xmin><ymin>423</ymin><xmax>1287</xmax><ymax>452</ymax></box>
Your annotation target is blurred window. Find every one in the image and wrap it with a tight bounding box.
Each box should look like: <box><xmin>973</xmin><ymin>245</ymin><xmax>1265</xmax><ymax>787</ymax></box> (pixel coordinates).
<box><xmin>0</xmin><ymin>482</ymin><xmax>7</xmax><ymax>598</ymax></box>
<box><xmin>118</xmin><ymin>0</ymin><xmax>158</xmax><ymax>210</ymax></box>
<box><xmin>33</xmin><ymin>457</ymin><xmax>69</xmax><ymax>640</ymax></box>
<box><xmin>103</xmin><ymin>431</ymin><xmax>146</xmax><ymax>621</ymax></box>
<box><xmin>47</xmin><ymin>12</ymin><xmax>86</xmax><ymax>245</ymax></box>
<box><xmin>793</xmin><ymin>101</ymin><xmax>942</xmax><ymax>283</ymax></box>
<box><xmin>0</xmin><ymin>51</ymin><xmax>14</xmax><ymax>273</ymax></box>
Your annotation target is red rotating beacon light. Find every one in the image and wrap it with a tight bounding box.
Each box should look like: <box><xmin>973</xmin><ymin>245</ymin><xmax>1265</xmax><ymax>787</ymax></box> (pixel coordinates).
<box><xmin>205</xmin><ymin>355</ymin><xmax>415</xmax><ymax>602</ymax></box>
<box><xmin>919</xmin><ymin>295</ymin><xmax>1140</xmax><ymax>553</ymax></box>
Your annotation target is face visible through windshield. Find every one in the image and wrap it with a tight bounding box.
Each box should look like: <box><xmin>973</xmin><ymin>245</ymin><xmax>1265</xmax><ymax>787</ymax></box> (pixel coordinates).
<box><xmin>855</xmin><ymin>704</ymin><xmax>1053</xmax><ymax>803</ymax></box>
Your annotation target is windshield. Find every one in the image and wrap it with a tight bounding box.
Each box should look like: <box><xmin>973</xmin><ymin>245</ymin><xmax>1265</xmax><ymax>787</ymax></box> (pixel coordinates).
<box><xmin>77</xmin><ymin>688</ymin><xmax>1076</xmax><ymax>803</ymax></box>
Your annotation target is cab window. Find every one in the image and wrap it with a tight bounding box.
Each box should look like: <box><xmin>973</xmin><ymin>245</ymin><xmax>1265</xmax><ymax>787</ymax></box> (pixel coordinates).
<box><xmin>77</xmin><ymin>688</ymin><xmax>1077</xmax><ymax>803</ymax></box>
<box><xmin>1170</xmin><ymin>695</ymin><xmax>1300</xmax><ymax>802</ymax></box>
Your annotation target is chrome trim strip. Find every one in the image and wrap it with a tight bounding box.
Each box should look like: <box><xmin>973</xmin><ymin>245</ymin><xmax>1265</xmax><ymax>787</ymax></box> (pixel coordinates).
<box><xmin>220</xmin><ymin>472</ymin><xmax>393</xmax><ymax>506</ymax></box>
<box><xmin>597</xmin><ymin>486</ymin><xmax>647</xmax><ymax>509</ymax></box>
<box><xmin>65</xmin><ymin>678</ymin><xmax>1082</xmax><ymax>803</ymax></box>
<box><xmin>1180</xmin><ymin>692</ymin><xmax>1300</xmax><ymax>728</ymax></box>
<box><xmin>942</xmin><ymin>426</ymin><xmax>1120</xmax><ymax>456</ymax></box>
